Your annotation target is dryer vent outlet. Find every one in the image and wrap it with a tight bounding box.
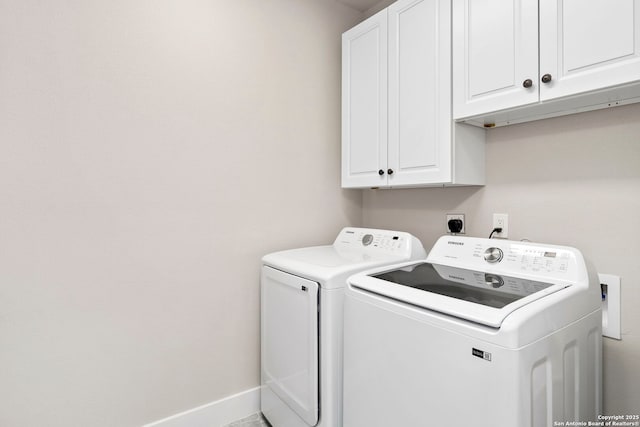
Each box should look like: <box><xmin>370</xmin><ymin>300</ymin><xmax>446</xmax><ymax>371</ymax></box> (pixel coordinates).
<box><xmin>446</xmin><ymin>214</ymin><xmax>465</xmax><ymax>234</ymax></box>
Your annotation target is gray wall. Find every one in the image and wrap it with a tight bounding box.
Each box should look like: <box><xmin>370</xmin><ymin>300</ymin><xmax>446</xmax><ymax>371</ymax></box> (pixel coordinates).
<box><xmin>0</xmin><ymin>1</ymin><xmax>362</xmax><ymax>425</ymax></box>
<box><xmin>362</xmin><ymin>103</ymin><xmax>640</xmax><ymax>414</ymax></box>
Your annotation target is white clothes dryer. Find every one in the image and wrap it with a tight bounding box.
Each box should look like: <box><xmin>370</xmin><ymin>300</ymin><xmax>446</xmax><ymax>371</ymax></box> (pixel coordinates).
<box><xmin>261</xmin><ymin>227</ymin><xmax>426</xmax><ymax>427</ymax></box>
<box><xmin>343</xmin><ymin>235</ymin><xmax>602</xmax><ymax>427</ymax></box>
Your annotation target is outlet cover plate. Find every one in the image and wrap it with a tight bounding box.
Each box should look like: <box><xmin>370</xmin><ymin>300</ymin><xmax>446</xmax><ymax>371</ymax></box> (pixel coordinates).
<box><xmin>492</xmin><ymin>213</ymin><xmax>508</xmax><ymax>238</ymax></box>
<box><xmin>446</xmin><ymin>213</ymin><xmax>465</xmax><ymax>234</ymax></box>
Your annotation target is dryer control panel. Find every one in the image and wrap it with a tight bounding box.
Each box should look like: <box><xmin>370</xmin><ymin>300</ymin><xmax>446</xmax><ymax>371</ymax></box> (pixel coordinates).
<box><xmin>333</xmin><ymin>227</ymin><xmax>426</xmax><ymax>258</ymax></box>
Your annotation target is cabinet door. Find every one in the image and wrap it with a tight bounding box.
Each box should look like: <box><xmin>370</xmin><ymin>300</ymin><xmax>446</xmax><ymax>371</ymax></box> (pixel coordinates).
<box><xmin>452</xmin><ymin>0</ymin><xmax>539</xmax><ymax>119</ymax></box>
<box><xmin>342</xmin><ymin>10</ymin><xmax>388</xmax><ymax>188</ymax></box>
<box><xmin>387</xmin><ymin>0</ymin><xmax>452</xmax><ymax>186</ymax></box>
<box><xmin>539</xmin><ymin>0</ymin><xmax>640</xmax><ymax>101</ymax></box>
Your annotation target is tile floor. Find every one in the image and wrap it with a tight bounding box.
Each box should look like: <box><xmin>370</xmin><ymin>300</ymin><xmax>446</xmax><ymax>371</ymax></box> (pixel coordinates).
<box><xmin>223</xmin><ymin>412</ymin><xmax>271</xmax><ymax>427</ymax></box>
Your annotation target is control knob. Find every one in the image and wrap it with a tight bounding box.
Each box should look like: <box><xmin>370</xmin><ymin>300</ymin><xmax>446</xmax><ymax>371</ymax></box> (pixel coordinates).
<box><xmin>484</xmin><ymin>247</ymin><xmax>503</xmax><ymax>263</ymax></box>
<box><xmin>362</xmin><ymin>234</ymin><xmax>374</xmax><ymax>246</ymax></box>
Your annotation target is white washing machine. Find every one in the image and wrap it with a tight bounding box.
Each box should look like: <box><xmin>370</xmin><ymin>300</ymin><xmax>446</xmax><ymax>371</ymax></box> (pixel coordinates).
<box><xmin>261</xmin><ymin>227</ymin><xmax>426</xmax><ymax>427</ymax></box>
<box><xmin>343</xmin><ymin>235</ymin><xmax>602</xmax><ymax>427</ymax></box>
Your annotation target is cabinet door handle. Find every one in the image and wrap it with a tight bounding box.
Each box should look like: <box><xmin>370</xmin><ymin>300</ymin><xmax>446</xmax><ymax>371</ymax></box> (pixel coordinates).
<box><xmin>541</xmin><ymin>74</ymin><xmax>552</xmax><ymax>83</ymax></box>
<box><xmin>387</xmin><ymin>169</ymin><xmax>394</xmax><ymax>175</ymax></box>
<box><xmin>522</xmin><ymin>79</ymin><xmax>533</xmax><ymax>88</ymax></box>
<box><xmin>378</xmin><ymin>169</ymin><xmax>385</xmax><ymax>176</ymax></box>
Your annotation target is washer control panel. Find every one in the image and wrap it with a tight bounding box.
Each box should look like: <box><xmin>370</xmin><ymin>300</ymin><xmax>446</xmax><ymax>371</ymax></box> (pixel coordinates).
<box><xmin>503</xmin><ymin>246</ymin><xmax>570</xmax><ymax>274</ymax></box>
<box><xmin>428</xmin><ymin>236</ymin><xmax>579</xmax><ymax>281</ymax></box>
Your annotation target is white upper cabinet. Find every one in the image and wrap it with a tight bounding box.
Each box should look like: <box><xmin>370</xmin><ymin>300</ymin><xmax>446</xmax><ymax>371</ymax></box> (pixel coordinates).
<box><xmin>453</xmin><ymin>0</ymin><xmax>640</xmax><ymax>126</ymax></box>
<box><xmin>387</xmin><ymin>0</ymin><xmax>451</xmax><ymax>186</ymax></box>
<box><xmin>342</xmin><ymin>0</ymin><xmax>485</xmax><ymax>189</ymax></box>
<box><xmin>539</xmin><ymin>0</ymin><xmax>640</xmax><ymax>101</ymax></box>
<box><xmin>452</xmin><ymin>0</ymin><xmax>539</xmax><ymax>118</ymax></box>
<box><xmin>341</xmin><ymin>10</ymin><xmax>388</xmax><ymax>189</ymax></box>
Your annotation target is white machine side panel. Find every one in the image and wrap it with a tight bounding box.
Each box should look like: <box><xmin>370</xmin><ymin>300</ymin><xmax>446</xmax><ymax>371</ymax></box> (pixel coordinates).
<box><xmin>343</xmin><ymin>293</ymin><xmax>520</xmax><ymax>427</ymax></box>
<box><xmin>261</xmin><ymin>267</ymin><xmax>318</xmax><ymax>426</ymax></box>
<box><xmin>343</xmin><ymin>291</ymin><xmax>602</xmax><ymax>427</ymax></box>
<box><xmin>523</xmin><ymin>314</ymin><xmax>602</xmax><ymax>426</ymax></box>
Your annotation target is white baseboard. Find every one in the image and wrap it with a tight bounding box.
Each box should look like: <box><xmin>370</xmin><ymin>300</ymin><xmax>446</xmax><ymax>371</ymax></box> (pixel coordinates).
<box><xmin>143</xmin><ymin>386</ymin><xmax>260</xmax><ymax>427</ymax></box>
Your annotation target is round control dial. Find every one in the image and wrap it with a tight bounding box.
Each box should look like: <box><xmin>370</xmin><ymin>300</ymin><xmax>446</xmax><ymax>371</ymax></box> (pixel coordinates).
<box><xmin>362</xmin><ymin>234</ymin><xmax>374</xmax><ymax>246</ymax></box>
<box><xmin>484</xmin><ymin>247</ymin><xmax>504</xmax><ymax>263</ymax></box>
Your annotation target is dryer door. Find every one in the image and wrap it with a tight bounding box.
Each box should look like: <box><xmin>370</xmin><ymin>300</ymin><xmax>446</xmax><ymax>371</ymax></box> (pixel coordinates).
<box><xmin>261</xmin><ymin>266</ymin><xmax>319</xmax><ymax>426</ymax></box>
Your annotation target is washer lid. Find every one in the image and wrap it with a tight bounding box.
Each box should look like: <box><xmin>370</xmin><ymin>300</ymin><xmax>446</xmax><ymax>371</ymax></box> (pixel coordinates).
<box><xmin>350</xmin><ymin>261</ymin><xmax>569</xmax><ymax>328</ymax></box>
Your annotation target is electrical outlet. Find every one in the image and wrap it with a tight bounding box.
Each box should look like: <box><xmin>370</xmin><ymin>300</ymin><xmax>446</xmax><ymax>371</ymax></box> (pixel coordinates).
<box><xmin>446</xmin><ymin>213</ymin><xmax>465</xmax><ymax>234</ymax></box>
<box><xmin>492</xmin><ymin>213</ymin><xmax>508</xmax><ymax>238</ymax></box>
